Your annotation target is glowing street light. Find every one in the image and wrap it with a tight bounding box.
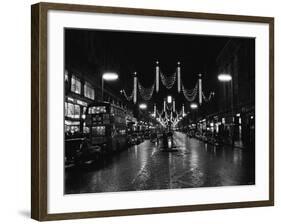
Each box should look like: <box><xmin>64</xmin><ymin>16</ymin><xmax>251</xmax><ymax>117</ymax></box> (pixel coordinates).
<box><xmin>102</xmin><ymin>72</ymin><xmax>119</xmax><ymax>81</ymax></box>
<box><xmin>102</xmin><ymin>72</ymin><xmax>119</xmax><ymax>101</ymax></box>
<box><xmin>139</xmin><ymin>103</ymin><xmax>147</xmax><ymax>110</ymax></box>
<box><xmin>190</xmin><ymin>103</ymin><xmax>198</xmax><ymax>109</ymax></box>
<box><xmin>167</xmin><ymin>95</ymin><xmax>172</xmax><ymax>104</ymax></box>
<box><xmin>218</xmin><ymin>73</ymin><xmax>235</xmax><ymax>146</ymax></box>
<box><xmin>218</xmin><ymin>73</ymin><xmax>232</xmax><ymax>82</ymax></box>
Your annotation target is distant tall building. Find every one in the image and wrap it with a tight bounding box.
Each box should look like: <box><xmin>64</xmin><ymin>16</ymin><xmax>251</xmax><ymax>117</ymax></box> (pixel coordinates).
<box><xmin>216</xmin><ymin>39</ymin><xmax>255</xmax><ymax>114</ymax></box>
<box><xmin>216</xmin><ymin>39</ymin><xmax>255</xmax><ymax>148</ymax></box>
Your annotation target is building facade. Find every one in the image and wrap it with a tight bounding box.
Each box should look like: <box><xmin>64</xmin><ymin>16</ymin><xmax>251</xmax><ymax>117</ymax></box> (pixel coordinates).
<box><xmin>215</xmin><ymin>39</ymin><xmax>255</xmax><ymax>148</ymax></box>
<box><xmin>64</xmin><ymin>68</ymin><xmax>134</xmax><ymax>135</ymax></box>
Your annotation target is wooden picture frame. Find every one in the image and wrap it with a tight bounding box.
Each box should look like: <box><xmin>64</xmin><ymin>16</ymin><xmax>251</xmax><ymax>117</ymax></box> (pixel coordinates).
<box><xmin>31</xmin><ymin>2</ymin><xmax>274</xmax><ymax>221</ymax></box>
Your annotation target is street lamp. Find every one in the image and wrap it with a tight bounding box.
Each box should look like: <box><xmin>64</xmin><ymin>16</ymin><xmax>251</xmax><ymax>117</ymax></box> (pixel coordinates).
<box><xmin>190</xmin><ymin>103</ymin><xmax>198</xmax><ymax>129</ymax></box>
<box><xmin>102</xmin><ymin>72</ymin><xmax>119</xmax><ymax>101</ymax></box>
<box><xmin>167</xmin><ymin>95</ymin><xmax>172</xmax><ymax>104</ymax></box>
<box><xmin>139</xmin><ymin>103</ymin><xmax>147</xmax><ymax>110</ymax></box>
<box><xmin>218</xmin><ymin>73</ymin><xmax>232</xmax><ymax>82</ymax></box>
<box><xmin>190</xmin><ymin>103</ymin><xmax>198</xmax><ymax>109</ymax></box>
<box><xmin>218</xmin><ymin>73</ymin><xmax>234</xmax><ymax>146</ymax></box>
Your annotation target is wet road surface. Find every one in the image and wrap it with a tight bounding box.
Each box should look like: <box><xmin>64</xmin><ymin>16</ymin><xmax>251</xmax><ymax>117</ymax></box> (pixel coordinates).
<box><xmin>65</xmin><ymin>132</ymin><xmax>255</xmax><ymax>194</ymax></box>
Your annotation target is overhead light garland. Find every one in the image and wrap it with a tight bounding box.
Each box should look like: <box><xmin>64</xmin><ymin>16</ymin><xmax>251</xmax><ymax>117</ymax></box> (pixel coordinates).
<box><xmin>120</xmin><ymin>61</ymin><xmax>215</xmax><ymax>112</ymax></box>
<box><xmin>177</xmin><ymin>62</ymin><xmax>181</xmax><ymax>93</ymax></box>
<box><xmin>121</xmin><ymin>89</ymin><xmax>134</xmax><ymax>101</ymax></box>
<box><xmin>138</xmin><ymin>81</ymin><xmax>155</xmax><ymax>101</ymax></box>
<box><xmin>182</xmin><ymin>83</ymin><xmax>198</xmax><ymax>102</ymax></box>
<box><xmin>160</xmin><ymin>72</ymin><xmax>176</xmax><ymax>89</ymax></box>
<box><xmin>202</xmin><ymin>91</ymin><xmax>215</xmax><ymax>102</ymax></box>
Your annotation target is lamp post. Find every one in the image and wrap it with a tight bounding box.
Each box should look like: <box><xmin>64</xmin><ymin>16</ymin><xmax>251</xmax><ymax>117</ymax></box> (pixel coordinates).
<box><xmin>190</xmin><ymin>103</ymin><xmax>198</xmax><ymax>110</ymax></box>
<box><xmin>101</xmin><ymin>72</ymin><xmax>118</xmax><ymax>101</ymax></box>
<box><xmin>167</xmin><ymin>95</ymin><xmax>172</xmax><ymax>104</ymax></box>
<box><xmin>190</xmin><ymin>103</ymin><xmax>198</xmax><ymax>130</ymax></box>
<box><xmin>139</xmin><ymin>103</ymin><xmax>147</xmax><ymax>110</ymax></box>
<box><xmin>218</xmin><ymin>73</ymin><xmax>234</xmax><ymax>146</ymax></box>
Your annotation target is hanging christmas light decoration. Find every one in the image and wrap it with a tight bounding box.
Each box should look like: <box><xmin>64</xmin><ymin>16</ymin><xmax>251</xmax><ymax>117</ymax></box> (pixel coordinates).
<box><xmin>121</xmin><ymin>89</ymin><xmax>134</xmax><ymax>101</ymax></box>
<box><xmin>133</xmin><ymin>72</ymin><xmax>137</xmax><ymax>104</ymax></box>
<box><xmin>138</xmin><ymin>81</ymin><xmax>155</xmax><ymax>101</ymax></box>
<box><xmin>177</xmin><ymin>62</ymin><xmax>181</xmax><ymax>93</ymax></box>
<box><xmin>167</xmin><ymin>95</ymin><xmax>172</xmax><ymax>104</ymax></box>
<box><xmin>120</xmin><ymin>62</ymin><xmax>214</xmax><ymax>109</ymax></box>
<box><xmin>160</xmin><ymin>72</ymin><xmax>176</xmax><ymax>89</ymax></box>
<box><xmin>157</xmin><ymin>109</ymin><xmax>164</xmax><ymax>117</ymax></box>
<box><xmin>153</xmin><ymin>104</ymin><xmax>157</xmax><ymax>117</ymax></box>
<box><xmin>202</xmin><ymin>91</ymin><xmax>215</xmax><ymax>102</ymax></box>
<box><xmin>156</xmin><ymin>61</ymin><xmax>160</xmax><ymax>93</ymax></box>
<box><xmin>182</xmin><ymin>83</ymin><xmax>198</xmax><ymax>102</ymax></box>
<box><xmin>198</xmin><ymin>73</ymin><xmax>202</xmax><ymax>105</ymax></box>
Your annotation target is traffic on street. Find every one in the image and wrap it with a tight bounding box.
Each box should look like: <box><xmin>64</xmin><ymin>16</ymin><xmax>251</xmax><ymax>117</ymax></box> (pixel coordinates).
<box><xmin>65</xmin><ymin>131</ymin><xmax>254</xmax><ymax>194</ymax></box>
<box><xmin>64</xmin><ymin>28</ymin><xmax>255</xmax><ymax>194</ymax></box>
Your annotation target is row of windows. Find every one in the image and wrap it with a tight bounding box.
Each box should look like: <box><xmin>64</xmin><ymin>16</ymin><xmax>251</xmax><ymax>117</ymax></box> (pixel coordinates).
<box><xmin>65</xmin><ymin>72</ymin><xmax>133</xmax><ymax>118</ymax></box>
<box><xmin>91</xmin><ymin>126</ymin><xmax>127</xmax><ymax>137</ymax></box>
<box><xmin>89</xmin><ymin>106</ymin><xmax>107</xmax><ymax>114</ymax></box>
<box><xmin>65</xmin><ymin>102</ymin><xmax>81</xmax><ymax>119</ymax></box>
<box><xmin>111</xmin><ymin>107</ymin><xmax>125</xmax><ymax>117</ymax></box>
<box><xmin>65</xmin><ymin>121</ymin><xmax>89</xmax><ymax>134</ymax></box>
<box><xmin>92</xmin><ymin>126</ymin><xmax>106</xmax><ymax>136</ymax></box>
<box><xmin>67</xmin><ymin>73</ymin><xmax>95</xmax><ymax>100</ymax></box>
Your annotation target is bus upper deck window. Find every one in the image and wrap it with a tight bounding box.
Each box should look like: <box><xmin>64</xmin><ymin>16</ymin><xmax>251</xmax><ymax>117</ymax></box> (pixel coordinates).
<box><xmin>92</xmin><ymin>126</ymin><xmax>106</xmax><ymax>136</ymax></box>
<box><xmin>89</xmin><ymin>106</ymin><xmax>106</xmax><ymax>114</ymax></box>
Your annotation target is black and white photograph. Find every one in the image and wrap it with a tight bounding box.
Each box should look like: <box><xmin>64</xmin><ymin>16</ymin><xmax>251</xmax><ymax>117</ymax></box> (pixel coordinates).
<box><xmin>64</xmin><ymin>28</ymin><xmax>255</xmax><ymax>194</ymax></box>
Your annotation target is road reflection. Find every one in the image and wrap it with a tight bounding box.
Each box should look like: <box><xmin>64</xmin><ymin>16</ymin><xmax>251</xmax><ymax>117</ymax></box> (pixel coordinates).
<box><xmin>65</xmin><ymin>132</ymin><xmax>255</xmax><ymax>194</ymax></box>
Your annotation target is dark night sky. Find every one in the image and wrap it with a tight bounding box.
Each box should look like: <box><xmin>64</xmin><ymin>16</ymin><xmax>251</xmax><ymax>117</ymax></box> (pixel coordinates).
<box><xmin>65</xmin><ymin>28</ymin><xmax>244</xmax><ymax>112</ymax></box>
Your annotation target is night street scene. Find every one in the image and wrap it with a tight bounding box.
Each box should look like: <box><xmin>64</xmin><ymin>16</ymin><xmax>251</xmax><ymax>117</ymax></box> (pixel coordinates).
<box><xmin>64</xmin><ymin>28</ymin><xmax>255</xmax><ymax>194</ymax></box>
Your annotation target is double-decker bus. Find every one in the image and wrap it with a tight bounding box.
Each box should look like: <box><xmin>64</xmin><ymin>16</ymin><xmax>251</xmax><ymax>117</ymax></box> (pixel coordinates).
<box><xmin>85</xmin><ymin>102</ymin><xmax>128</xmax><ymax>154</ymax></box>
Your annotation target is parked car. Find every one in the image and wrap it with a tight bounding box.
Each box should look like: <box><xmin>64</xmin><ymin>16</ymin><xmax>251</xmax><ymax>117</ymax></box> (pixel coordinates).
<box><xmin>65</xmin><ymin>137</ymin><xmax>85</xmax><ymax>165</ymax></box>
<box><xmin>65</xmin><ymin>137</ymin><xmax>102</xmax><ymax>167</ymax></box>
<box><xmin>75</xmin><ymin>140</ymin><xmax>102</xmax><ymax>166</ymax></box>
<box><xmin>137</xmin><ymin>133</ymin><xmax>144</xmax><ymax>144</ymax></box>
<box><xmin>129</xmin><ymin>133</ymin><xmax>138</xmax><ymax>145</ymax></box>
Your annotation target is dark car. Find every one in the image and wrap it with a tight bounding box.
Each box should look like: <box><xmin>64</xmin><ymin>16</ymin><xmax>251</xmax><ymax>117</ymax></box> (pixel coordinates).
<box><xmin>137</xmin><ymin>133</ymin><xmax>144</xmax><ymax>144</ymax></box>
<box><xmin>128</xmin><ymin>134</ymin><xmax>138</xmax><ymax>145</ymax></box>
<box><xmin>75</xmin><ymin>140</ymin><xmax>102</xmax><ymax>166</ymax></box>
<box><xmin>65</xmin><ymin>137</ymin><xmax>85</xmax><ymax>165</ymax></box>
<box><xmin>65</xmin><ymin>137</ymin><xmax>102</xmax><ymax>167</ymax></box>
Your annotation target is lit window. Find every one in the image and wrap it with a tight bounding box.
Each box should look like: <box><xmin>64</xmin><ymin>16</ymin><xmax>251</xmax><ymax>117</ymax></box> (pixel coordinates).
<box><xmin>71</xmin><ymin>75</ymin><xmax>81</xmax><ymax>94</ymax></box>
<box><xmin>76</xmin><ymin>100</ymin><xmax>87</xmax><ymax>107</ymax></box>
<box><xmin>66</xmin><ymin>103</ymin><xmax>74</xmax><ymax>118</ymax></box>
<box><xmin>89</xmin><ymin>106</ymin><xmax>106</xmax><ymax>114</ymax></box>
<box><xmin>65</xmin><ymin>102</ymin><xmax>80</xmax><ymax>119</ymax></box>
<box><xmin>74</xmin><ymin>105</ymin><xmax>80</xmax><ymax>119</ymax></box>
<box><xmin>84</xmin><ymin>82</ymin><xmax>95</xmax><ymax>100</ymax></box>
<box><xmin>92</xmin><ymin>126</ymin><xmax>106</xmax><ymax>136</ymax></box>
